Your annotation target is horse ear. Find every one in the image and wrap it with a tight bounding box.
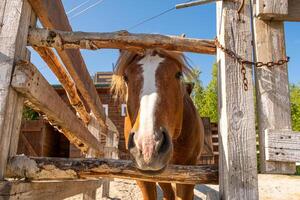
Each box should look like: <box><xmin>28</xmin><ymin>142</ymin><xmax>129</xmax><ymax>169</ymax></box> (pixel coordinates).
<box><xmin>184</xmin><ymin>82</ymin><xmax>194</xmax><ymax>95</ymax></box>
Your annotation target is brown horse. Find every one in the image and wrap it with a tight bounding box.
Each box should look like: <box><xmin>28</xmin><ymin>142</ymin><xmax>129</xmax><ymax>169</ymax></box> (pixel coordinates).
<box><xmin>111</xmin><ymin>49</ymin><xmax>205</xmax><ymax>200</ymax></box>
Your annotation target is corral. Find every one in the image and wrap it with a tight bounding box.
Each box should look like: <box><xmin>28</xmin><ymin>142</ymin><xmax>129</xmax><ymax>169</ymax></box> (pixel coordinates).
<box><xmin>0</xmin><ymin>0</ymin><xmax>300</xmax><ymax>199</ymax></box>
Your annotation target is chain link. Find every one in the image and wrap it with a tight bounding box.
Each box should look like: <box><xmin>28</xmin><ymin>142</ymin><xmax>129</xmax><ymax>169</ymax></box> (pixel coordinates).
<box><xmin>214</xmin><ymin>37</ymin><xmax>290</xmax><ymax>91</ymax></box>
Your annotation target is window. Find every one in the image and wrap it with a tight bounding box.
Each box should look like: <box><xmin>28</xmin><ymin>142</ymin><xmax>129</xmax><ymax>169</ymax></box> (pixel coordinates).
<box><xmin>121</xmin><ymin>104</ymin><xmax>127</xmax><ymax>117</ymax></box>
<box><xmin>103</xmin><ymin>104</ymin><xmax>108</xmax><ymax>116</ymax></box>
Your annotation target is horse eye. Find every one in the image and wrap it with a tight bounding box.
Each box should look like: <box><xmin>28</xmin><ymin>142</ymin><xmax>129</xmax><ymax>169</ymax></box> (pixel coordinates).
<box><xmin>123</xmin><ymin>75</ymin><xmax>129</xmax><ymax>83</ymax></box>
<box><xmin>175</xmin><ymin>72</ymin><xmax>183</xmax><ymax>79</ymax></box>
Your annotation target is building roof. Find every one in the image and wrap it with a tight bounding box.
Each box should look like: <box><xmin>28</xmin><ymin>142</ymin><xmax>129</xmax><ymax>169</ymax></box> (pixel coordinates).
<box><xmin>52</xmin><ymin>72</ymin><xmax>113</xmax><ymax>89</ymax></box>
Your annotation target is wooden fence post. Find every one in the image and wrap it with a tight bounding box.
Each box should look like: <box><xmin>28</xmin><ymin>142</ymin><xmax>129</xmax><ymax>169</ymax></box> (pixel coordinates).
<box><xmin>216</xmin><ymin>0</ymin><xmax>259</xmax><ymax>199</ymax></box>
<box><xmin>102</xmin><ymin>120</ymin><xmax>119</xmax><ymax>198</ymax></box>
<box><xmin>253</xmin><ymin>1</ymin><xmax>296</xmax><ymax>174</ymax></box>
<box><xmin>0</xmin><ymin>0</ymin><xmax>33</xmax><ymax>179</ymax></box>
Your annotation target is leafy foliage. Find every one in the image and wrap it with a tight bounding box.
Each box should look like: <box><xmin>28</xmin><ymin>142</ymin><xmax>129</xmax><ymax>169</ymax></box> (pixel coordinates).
<box><xmin>290</xmin><ymin>83</ymin><xmax>300</xmax><ymax>131</ymax></box>
<box><xmin>22</xmin><ymin>106</ymin><xmax>40</xmax><ymax>120</ymax></box>
<box><xmin>188</xmin><ymin>64</ymin><xmax>218</xmax><ymax>122</ymax></box>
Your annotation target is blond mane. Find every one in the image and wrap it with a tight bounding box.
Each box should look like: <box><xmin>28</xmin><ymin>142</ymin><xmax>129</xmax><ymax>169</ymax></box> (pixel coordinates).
<box><xmin>111</xmin><ymin>49</ymin><xmax>193</xmax><ymax>101</ymax></box>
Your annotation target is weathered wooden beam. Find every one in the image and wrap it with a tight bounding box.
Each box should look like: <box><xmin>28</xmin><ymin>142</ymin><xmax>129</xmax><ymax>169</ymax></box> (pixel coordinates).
<box><xmin>0</xmin><ymin>0</ymin><xmax>33</xmax><ymax>179</ymax></box>
<box><xmin>217</xmin><ymin>0</ymin><xmax>258</xmax><ymax>199</ymax></box>
<box><xmin>253</xmin><ymin>10</ymin><xmax>296</xmax><ymax>174</ymax></box>
<box><xmin>256</xmin><ymin>0</ymin><xmax>288</xmax><ymax>19</ymax></box>
<box><xmin>33</xmin><ymin>47</ymin><xmax>90</xmax><ymax>124</ymax></box>
<box><xmin>102</xmin><ymin>127</ymin><xmax>119</xmax><ymax>198</ymax></box>
<box><xmin>33</xmin><ymin>47</ymin><xmax>119</xmax><ymax>139</ymax></box>
<box><xmin>265</xmin><ymin>129</ymin><xmax>300</xmax><ymax>162</ymax></box>
<box><xmin>0</xmin><ymin>180</ymin><xmax>102</xmax><ymax>200</ymax></box>
<box><xmin>27</xmin><ymin>0</ymin><xmax>108</xmax><ymax>132</ymax></box>
<box><xmin>5</xmin><ymin>156</ymin><xmax>219</xmax><ymax>184</ymax></box>
<box><xmin>256</xmin><ymin>0</ymin><xmax>300</xmax><ymax>21</ymax></box>
<box><xmin>28</xmin><ymin>28</ymin><xmax>216</xmax><ymax>55</ymax></box>
<box><xmin>11</xmin><ymin>61</ymin><xmax>104</xmax><ymax>154</ymax></box>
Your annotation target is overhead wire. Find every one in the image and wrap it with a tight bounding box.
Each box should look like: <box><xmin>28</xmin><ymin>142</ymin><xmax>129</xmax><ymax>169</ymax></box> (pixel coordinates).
<box><xmin>66</xmin><ymin>0</ymin><xmax>91</xmax><ymax>15</ymax></box>
<box><xmin>69</xmin><ymin>0</ymin><xmax>105</xmax><ymax>20</ymax></box>
<box><xmin>126</xmin><ymin>0</ymin><xmax>195</xmax><ymax>31</ymax></box>
<box><xmin>126</xmin><ymin>7</ymin><xmax>175</xmax><ymax>31</ymax></box>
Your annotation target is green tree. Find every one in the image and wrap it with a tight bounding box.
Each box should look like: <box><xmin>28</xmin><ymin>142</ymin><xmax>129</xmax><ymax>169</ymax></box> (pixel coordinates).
<box><xmin>290</xmin><ymin>83</ymin><xmax>300</xmax><ymax>131</ymax></box>
<box><xmin>22</xmin><ymin>106</ymin><xmax>40</xmax><ymax>120</ymax></box>
<box><xmin>198</xmin><ymin>64</ymin><xmax>218</xmax><ymax>122</ymax></box>
<box><xmin>188</xmin><ymin>68</ymin><xmax>205</xmax><ymax>113</ymax></box>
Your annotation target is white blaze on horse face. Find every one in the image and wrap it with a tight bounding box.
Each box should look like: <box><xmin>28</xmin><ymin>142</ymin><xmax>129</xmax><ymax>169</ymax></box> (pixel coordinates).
<box><xmin>136</xmin><ymin>54</ymin><xmax>164</xmax><ymax>160</ymax></box>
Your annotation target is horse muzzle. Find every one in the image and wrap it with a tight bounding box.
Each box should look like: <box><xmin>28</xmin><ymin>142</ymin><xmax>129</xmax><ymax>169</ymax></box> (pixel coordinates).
<box><xmin>127</xmin><ymin>127</ymin><xmax>173</xmax><ymax>173</ymax></box>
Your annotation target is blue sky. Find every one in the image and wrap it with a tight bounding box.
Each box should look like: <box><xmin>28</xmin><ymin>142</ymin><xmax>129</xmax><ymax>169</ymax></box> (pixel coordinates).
<box><xmin>31</xmin><ymin>0</ymin><xmax>300</xmax><ymax>86</ymax></box>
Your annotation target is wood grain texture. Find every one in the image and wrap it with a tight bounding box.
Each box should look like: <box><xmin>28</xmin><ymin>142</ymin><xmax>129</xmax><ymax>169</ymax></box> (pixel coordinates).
<box><xmin>0</xmin><ymin>0</ymin><xmax>32</xmax><ymax>179</ymax></box>
<box><xmin>256</xmin><ymin>0</ymin><xmax>300</xmax><ymax>21</ymax></box>
<box><xmin>256</xmin><ymin>0</ymin><xmax>288</xmax><ymax>18</ymax></box>
<box><xmin>6</xmin><ymin>156</ymin><xmax>219</xmax><ymax>184</ymax></box>
<box><xmin>33</xmin><ymin>47</ymin><xmax>90</xmax><ymax>125</ymax></box>
<box><xmin>253</xmin><ymin>15</ymin><xmax>296</xmax><ymax>174</ymax></box>
<box><xmin>265</xmin><ymin>129</ymin><xmax>300</xmax><ymax>162</ymax></box>
<box><xmin>0</xmin><ymin>180</ymin><xmax>102</xmax><ymax>200</ymax></box>
<box><xmin>27</xmin><ymin>0</ymin><xmax>107</xmax><ymax>132</ymax></box>
<box><xmin>11</xmin><ymin>62</ymin><xmax>104</xmax><ymax>154</ymax></box>
<box><xmin>28</xmin><ymin>28</ymin><xmax>216</xmax><ymax>54</ymax></box>
<box><xmin>102</xmin><ymin>126</ymin><xmax>120</xmax><ymax>198</ymax></box>
<box><xmin>216</xmin><ymin>0</ymin><xmax>258</xmax><ymax>199</ymax></box>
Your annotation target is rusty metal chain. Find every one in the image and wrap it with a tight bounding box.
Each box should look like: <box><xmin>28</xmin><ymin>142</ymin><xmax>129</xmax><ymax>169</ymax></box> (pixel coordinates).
<box><xmin>214</xmin><ymin>37</ymin><xmax>290</xmax><ymax>91</ymax></box>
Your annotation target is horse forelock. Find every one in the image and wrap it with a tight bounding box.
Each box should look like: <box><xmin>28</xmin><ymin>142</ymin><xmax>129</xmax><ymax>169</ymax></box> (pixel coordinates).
<box><xmin>111</xmin><ymin>49</ymin><xmax>193</xmax><ymax>101</ymax></box>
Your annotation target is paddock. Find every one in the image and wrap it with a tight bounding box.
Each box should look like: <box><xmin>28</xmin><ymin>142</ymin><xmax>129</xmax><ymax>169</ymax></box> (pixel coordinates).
<box><xmin>0</xmin><ymin>0</ymin><xmax>300</xmax><ymax>199</ymax></box>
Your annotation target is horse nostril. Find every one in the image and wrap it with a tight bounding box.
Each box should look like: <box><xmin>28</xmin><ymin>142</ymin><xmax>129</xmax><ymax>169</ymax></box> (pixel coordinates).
<box><xmin>157</xmin><ymin>127</ymin><xmax>170</xmax><ymax>154</ymax></box>
<box><xmin>127</xmin><ymin>131</ymin><xmax>135</xmax><ymax>150</ymax></box>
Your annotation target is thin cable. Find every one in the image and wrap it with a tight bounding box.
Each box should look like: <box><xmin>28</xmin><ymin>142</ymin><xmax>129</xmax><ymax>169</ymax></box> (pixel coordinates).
<box><xmin>127</xmin><ymin>7</ymin><xmax>175</xmax><ymax>31</ymax></box>
<box><xmin>70</xmin><ymin>0</ymin><xmax>105</xmax><ymax>19</ymax></box>
<box><xmin>67</xmin><ymin>0</ymin><xmax>91</xmax><ymax>15</ymax></box>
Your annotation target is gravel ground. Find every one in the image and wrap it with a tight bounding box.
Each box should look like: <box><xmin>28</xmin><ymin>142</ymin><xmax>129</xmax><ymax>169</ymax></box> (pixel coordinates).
<box><xmin>65</xmin><ymin>179</ymin><xmax>219</xmax><ymax>200</ymax></box>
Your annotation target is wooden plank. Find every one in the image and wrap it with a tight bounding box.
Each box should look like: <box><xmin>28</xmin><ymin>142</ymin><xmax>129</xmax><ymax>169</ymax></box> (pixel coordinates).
<box><xmin>102</xmin><ymin>126</ymin><xmax>119</xmax><ymax>198</ymax></box>
<box><xmin>33</xmin><ymin>47</ymin><xmax>91</xmax><ymax>125</ymax></box>
<box><xmin>285</xmin><ymin>0</ymin><xmax>300</xmax><ymax>21</ymax></box>
<box><xmin>28</xmin><ymin>28</ymin><xmax>216</xmax><ymax>55</ymax></box>
<box><xmin>27</xmin><ymin>0</ymin><xmax>107</xmax><ymax>131</ymax></box>
<box><xmin>265</xmin><ymin>129</ymin><xmax>300</xmax><ymax>150</ymax></box>
<box><xmin>83</xmin><ymin>190</ymin><xmax>97</xmax><ymax>200</ymax></box>
<box><xmin>256</xmin><ymin>0</ymin><xmax>300</xmax><ymax>21</ymax></box>
<box><xmin>20</xmin><ymin>134</ymin><xmax>38</xmax><ymax>157</ymax></box>
<box><xmin>0</xmin><ymin>0</ymin><xmax>33</xmax><ymax>179</ymax></box>
<box><xmin>6</xmin><ymin>156</ymin><xmax>219</xmax><ymax>184</ymax></box>
<box><xmin>216</xmin><ymin>0</ymin><xmax>258</xmax><ymax>199</ymax></box>
<box><xmin>256</xmin><ymin>0</ymin><xmax>288</xmax><ymax>18</ymax></box>
<box><xmin>265</xmin><ymin>129</ymin><xmax>300</xmax><ymax>162</ymax></box>
<box><xmin>11</xmin><ymin>62</ymin><xmax>104</xmax><ymax>154</ymax></box>
<box><xmin>202</xmin><ymin>117</ymin><xmax>214</xmax><ymax>156</ymax></box>
<box><xmin>0</xmin><ymin>180</ymin><xmax>102</xmax><ymax>200</ymax></box>
<box><xmin>266</xmin><ymin>148</ymin><xmax>300</xmax><ymax>162</ymax></box>
<box><xmin>253</xmin><ymin>11</ymin><xmax>296</xmax><ymax>173</ymax></box>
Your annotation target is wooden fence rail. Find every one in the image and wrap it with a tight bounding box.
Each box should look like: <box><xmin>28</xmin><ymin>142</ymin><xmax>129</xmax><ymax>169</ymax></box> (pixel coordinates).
<box><xmin>6</xmin><ymin>156</ymin><xmax>218</xmax><ymax>185</ymax></box>
<box><xmin>28</xmin><ymin>28</ymin><xmax>216</xmax><ymax>54</ymax></box>
<box><xmin>28</xmin><ymin>0</ymin><xmax>108</xmax><ymax>133</ymax></box>
<box><xmin>11</xmin><ymin>61</ymin><xmax>104</xmax><ymax>154</ymax></box>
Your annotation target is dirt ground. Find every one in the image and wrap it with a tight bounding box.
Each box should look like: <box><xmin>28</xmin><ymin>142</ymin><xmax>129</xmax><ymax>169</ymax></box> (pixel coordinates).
<box><xmin>65</xmin><ymin>178</ymin><xmax>219</xmax><ymax>200</ymax></box>
<box><xmin>65</xmin><ymin>174</ymin><xmax>300</xmax><ymax>200</ymax></box>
